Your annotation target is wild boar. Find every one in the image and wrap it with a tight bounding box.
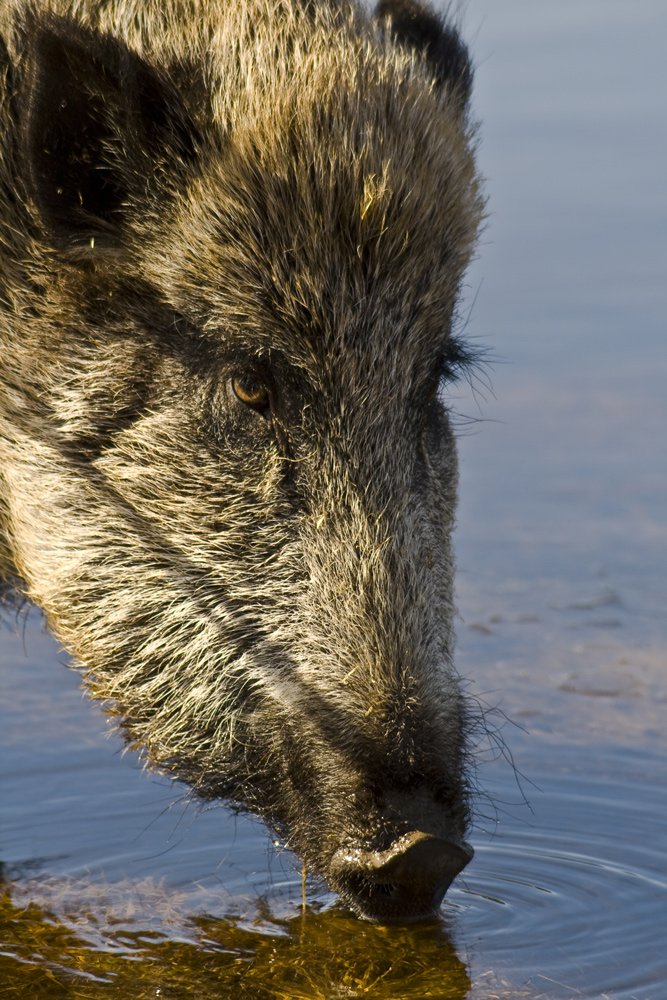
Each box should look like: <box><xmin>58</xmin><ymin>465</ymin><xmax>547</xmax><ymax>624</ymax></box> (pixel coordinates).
<box><xmin>0</xmin><ymin>0</ymin><xmax>484</xmax><ymax>921</ymax></box>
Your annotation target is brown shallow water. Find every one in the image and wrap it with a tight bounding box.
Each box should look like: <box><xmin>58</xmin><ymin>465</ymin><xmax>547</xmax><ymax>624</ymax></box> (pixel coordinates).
<box><xmin>2</xmin><ymin>1</ymin><xmax>666</xmax><ymax>997</ymax></box>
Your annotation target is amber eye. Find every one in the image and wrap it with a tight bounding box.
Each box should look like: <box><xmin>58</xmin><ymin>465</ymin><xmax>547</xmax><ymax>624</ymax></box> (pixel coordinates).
<box><xmin>231</xmin><ymin>373</ymin><xmax>271</xmax><ymax>412</ymax></box>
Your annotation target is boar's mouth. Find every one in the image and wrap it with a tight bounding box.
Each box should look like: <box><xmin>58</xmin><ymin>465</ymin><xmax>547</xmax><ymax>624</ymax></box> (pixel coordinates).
<box><xmin>330</xmin><ymin>831</ymin><xmax>474</xmax><ymax>923</ymax></box>
<box><xmin>237</xmin><ymin>664</ymin><xmax>473</xmax><ymax>924</ymax></box>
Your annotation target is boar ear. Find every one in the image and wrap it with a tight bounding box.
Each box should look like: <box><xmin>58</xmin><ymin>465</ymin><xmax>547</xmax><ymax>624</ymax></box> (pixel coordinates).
<box><xmin>21</xmin><ymin>15</ymin><xmax>199</xmax><ymax>251</ymax></box>
<box><xmin>375</xmin><ymin>0</ymin><xmax>472</xmax><ymax>106</ymax></box>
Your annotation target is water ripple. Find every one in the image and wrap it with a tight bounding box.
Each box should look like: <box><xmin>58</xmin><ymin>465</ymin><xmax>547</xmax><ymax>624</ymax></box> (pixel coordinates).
<box><xmin>450</xmin><ymin>759</ymin><xmax>667</xmax><ymax>999</ymax></box>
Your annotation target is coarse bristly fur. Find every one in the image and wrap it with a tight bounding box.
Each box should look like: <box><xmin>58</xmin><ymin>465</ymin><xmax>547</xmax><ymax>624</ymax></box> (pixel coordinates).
<box><xmin>0</xmin><ymin>0</ymin><xmax>485</xmax><ymax>921</ymax></box>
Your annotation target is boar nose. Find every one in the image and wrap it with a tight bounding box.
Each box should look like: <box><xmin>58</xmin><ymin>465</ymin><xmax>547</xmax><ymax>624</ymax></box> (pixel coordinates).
<box><xmin>333</xmin><ymin>831</ymin><xmax>473</xmax><ymax>923</ymax></box>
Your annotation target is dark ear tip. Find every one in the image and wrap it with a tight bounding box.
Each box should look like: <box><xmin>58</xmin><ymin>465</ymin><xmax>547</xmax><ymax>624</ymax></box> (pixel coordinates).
<box><xmin>18</xmin><ymin>12</ymin><xmax>201</xmax><ymax>252</ymax></box>
<box><xmin>375</xmin><ymin>0</ymin><xmax>473</xmax><ymax>104</ymax></box>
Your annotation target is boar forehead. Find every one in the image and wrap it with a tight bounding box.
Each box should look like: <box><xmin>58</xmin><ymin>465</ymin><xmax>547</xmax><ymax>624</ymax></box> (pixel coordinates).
<box><xmin>134</xmin><ymin>39</ymin><xmax>482</xmax><ymax>382</ymax></box>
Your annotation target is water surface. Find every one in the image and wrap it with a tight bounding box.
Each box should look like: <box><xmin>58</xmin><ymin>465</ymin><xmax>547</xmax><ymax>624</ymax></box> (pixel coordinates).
<box><xmin>2</xmin><ymin>1</ymin><xmax>665</xmax><ymax>997</ymax></box>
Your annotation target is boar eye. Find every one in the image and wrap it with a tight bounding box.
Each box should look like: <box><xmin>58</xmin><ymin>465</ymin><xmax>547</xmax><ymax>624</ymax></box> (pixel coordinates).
<box><xmin>231</xmin><ymin>374</ymin><xmax>271</xmax><ymax>413</ymax></box>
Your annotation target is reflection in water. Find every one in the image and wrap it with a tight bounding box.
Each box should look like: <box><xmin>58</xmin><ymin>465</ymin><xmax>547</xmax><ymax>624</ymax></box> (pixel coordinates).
<box><xmin>0</xmin><ymin>875</ymin><xmax>471</xmax><ymax>999</ymax></box>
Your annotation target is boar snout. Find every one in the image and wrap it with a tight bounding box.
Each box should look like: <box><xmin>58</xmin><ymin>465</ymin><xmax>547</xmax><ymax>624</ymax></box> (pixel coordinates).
<box><xmin>332</xmin><ymin>831</ymin><xmax>473</xmax><ymax>923</ymax></box>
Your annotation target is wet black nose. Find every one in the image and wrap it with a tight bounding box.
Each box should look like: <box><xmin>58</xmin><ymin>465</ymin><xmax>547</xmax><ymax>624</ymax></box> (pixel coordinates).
<box><xmin>332</xmin><ymin>831</ymin><xmax>473</xmax><ymax>923</ymax></box>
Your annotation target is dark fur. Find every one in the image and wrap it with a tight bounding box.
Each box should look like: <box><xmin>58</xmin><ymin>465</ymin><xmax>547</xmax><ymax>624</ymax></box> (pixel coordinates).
<box><xmin>0</xmin><ymin>0</ymin><xmax>484</xmax><ymax>921</ymax></box>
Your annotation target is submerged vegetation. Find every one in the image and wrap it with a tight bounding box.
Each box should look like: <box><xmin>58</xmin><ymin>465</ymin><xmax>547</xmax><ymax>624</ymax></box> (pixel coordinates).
<box><xmin>1</xmin><ymin>875</ymin><xmax>474</xmax><ymax>1000</ymax></box>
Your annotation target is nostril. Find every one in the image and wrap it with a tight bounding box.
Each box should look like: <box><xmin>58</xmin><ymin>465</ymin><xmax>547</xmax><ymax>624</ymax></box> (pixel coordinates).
<box><xmin>332</xmin><ymin>831</ymin><xmax>474</xmax><ymax>923</ymax></box>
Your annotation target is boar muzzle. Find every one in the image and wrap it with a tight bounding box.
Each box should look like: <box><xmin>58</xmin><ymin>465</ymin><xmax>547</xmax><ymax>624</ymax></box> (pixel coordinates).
<box><xmin>331</xmin><ymin>831</ymin><xmax>474</xmax><ymax>923</ymax></box>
